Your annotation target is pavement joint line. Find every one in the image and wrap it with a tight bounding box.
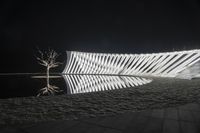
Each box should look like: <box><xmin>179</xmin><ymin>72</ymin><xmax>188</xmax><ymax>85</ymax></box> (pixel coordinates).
<box><xmin>160</xmin><ymin>115</ymin><xmax>165</xmax><ymax>133</ymax></box>
<box><xmin>161</xmin><ymin>108</ymin><xmax>168</xmax><ymax>133</ymax></box>
<box><xmin>177</xmin><ymin>107</ymin><xmax>183</xmax><ymax>133</ymax></box>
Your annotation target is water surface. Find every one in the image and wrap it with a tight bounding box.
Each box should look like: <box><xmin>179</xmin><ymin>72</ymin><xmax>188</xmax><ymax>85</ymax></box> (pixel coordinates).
<box><xmin>0</xmin><ymin>74</ymin><xmax>153</xmax><ymax>99</ymax></box>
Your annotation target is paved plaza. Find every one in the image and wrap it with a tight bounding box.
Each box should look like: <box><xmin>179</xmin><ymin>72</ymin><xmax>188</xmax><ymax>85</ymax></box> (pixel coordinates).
<box><xmin>1</xmin><ymin>103</ymin><xmax>200</xmax><ymax>133</ymax></box>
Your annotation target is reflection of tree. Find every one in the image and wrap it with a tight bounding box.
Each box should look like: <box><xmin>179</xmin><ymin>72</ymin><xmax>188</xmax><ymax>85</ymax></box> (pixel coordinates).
<box><xmin>37</xmin><ymin>77</ymin><xmax>63</xmax><ymax>97</ymax></box>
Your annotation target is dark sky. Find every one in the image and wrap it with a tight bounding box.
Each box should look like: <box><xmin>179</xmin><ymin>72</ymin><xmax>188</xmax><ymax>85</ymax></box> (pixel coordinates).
<box><xmin>1</xmin><ymin>0</ymin><xmax>200</xmax><ymax>73</ymax></box>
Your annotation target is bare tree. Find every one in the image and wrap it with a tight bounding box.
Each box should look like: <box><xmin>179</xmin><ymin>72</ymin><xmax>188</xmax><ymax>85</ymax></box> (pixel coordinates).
<box><xmin>36</xmin><ymin>48</ymin><xmax>62</xmax><ymax>96</ymax></box>
<box><xmin>36</xmin><ymin>48</ymin><xmax>61</xmax><ymax>78</ymax></box>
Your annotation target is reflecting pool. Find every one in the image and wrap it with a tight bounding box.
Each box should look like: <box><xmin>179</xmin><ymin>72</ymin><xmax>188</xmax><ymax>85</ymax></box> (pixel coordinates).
<box><xmin>0</xmin><ymin>74</ymin><xmax>152</xmax><ymax>98</ymax></box>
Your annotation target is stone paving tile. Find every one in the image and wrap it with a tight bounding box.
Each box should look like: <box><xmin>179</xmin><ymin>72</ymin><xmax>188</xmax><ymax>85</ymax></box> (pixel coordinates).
<box><xmin>80</xmin><ymin>110</ymin><xmax>162</xmax><ymax>132</ymax></box>
<box><xmin>103</xmin><ymin>128</ymin><xmax>122</xmax><ymax>133</ymax></box>
<box><xmin>151</xmin><ymin>109</ymin><xmax>165</xmax><ymax>119</ymax></box>
<box><xmin>191</xmin><ymin>111</ymin><xmax>200</xmax><ymax>123</ymax></box>
<box><xmin>180</xmin><ymin>121</ymin><xmax>199</xmax><ymax>133</ymax></box>
<box><xmin>141</xmin><ymin>117</ymin><xmax>163</xmax><ymax>133</ymax></box>
<box><xmin>84</xmin><ymin>126</ymin><xmax>105</xmax><ymax>133</ymax></box>
<box><xmin>80</xmin><ymin>112</ymin><xmax>139</xmax><ymax>131</ymax></box>
<box><xmin>94</xmin><ymin>112</ymin><xmax>138</xmax><ymax>130</ymax></box>
<box><xmin>163</xmin><ymin>119</ymin><xmax>180</xmax><ymax>133</ymax></box>
<box><xmin>178</xmin><ymin>110</ymin><xmax>195</xmax><ymax>122</ymax></box>
<box><xmin>93</xmin><ymin>116</ymin><xmax>119</xmax><ymax>129</ymax></box>
<box><xmin>110</xmin><ymin>112</ymin><xmax>138</xmax><ymax>130</ymax></box>
<box><xmin>80</xmin><ymin>116</ymin><xmax>103</xmax><ymax>125</ymax></box>
<box><xmin>0</xmin><ymin>127</ymin><xmax>26</xmax><ymax>133</ymax></box>
<box><xmin>123</xmin><ymin>115</ymin><xmax>149</xmax><ymax>133</ymax></box>
<box><xmin>139</xmin><ymin>110</ymin><xmax>152</xmax><ymax>117</ymax></box>
<box><xmin>23</xmin><ymin>120</ymin><xmax>80</xmax><ymax>133</ymax></box>
<box><xmin>178</xmin><ymin>103</ymin><xmax>200</xmax><ymax>112</ymax></box>
<box><xmin>64</xmin><ymin>122</ymin><xmax>97</xmax><ymax>133</ymax></box>
<box><xmin>164</xmin><ymin>107</ymin><xmax>178</xmax><ymax>120</ymax></box>
<box><xmin>64</xmin><ymin>122</ymin><xmax>122</xmax><ymax>133</ymax></box>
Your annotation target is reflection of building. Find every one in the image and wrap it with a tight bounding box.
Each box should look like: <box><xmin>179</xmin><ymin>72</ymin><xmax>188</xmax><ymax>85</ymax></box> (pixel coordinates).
<box><xmin>63</xmin><ymin>50</ymin><xmax>200</xmax><ymax>79</ymax></box>
<box><xmin>63</xmin><ymin>75</ymin><xmax>152</xmax><ymax>94</ymax></box>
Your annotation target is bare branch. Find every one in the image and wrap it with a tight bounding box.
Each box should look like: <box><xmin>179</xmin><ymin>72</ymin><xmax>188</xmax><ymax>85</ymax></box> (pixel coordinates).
<box><xmin>36</xmin><ymin>48</ymin><xmax>61</xmax><ymax>69</ymax></box>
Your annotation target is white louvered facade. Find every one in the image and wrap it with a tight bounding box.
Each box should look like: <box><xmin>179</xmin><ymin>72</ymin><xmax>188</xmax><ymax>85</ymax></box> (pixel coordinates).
<box><xmin>62</xmin><ymin>49</ymin><xmax>200</xmax><ymax>78</ymax></box>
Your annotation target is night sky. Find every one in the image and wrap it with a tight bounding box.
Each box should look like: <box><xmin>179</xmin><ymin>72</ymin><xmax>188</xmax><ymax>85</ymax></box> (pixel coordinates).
<box><xmin>1</xmin><ymin>0</ymin><xmax>200</xmax><ymax>73</ymax></box>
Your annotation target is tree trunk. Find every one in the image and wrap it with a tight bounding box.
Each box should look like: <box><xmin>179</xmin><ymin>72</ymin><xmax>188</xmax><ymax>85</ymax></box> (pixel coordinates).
<box><xmin>47</xmin><ymin>66</ymin><xmax>50</xmax><ymax>87</ymax></box>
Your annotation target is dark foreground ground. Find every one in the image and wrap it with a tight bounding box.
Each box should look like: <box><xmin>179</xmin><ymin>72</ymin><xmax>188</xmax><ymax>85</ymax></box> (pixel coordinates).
<box><xmin>0</xmin><ymin>77</ymin><xmax>200</xmax><ymax>132</ymax></box>
<box><xmin>1</xmin><ymin>102</ymin><xmax>200</xmax><ymax>133</ymax></box>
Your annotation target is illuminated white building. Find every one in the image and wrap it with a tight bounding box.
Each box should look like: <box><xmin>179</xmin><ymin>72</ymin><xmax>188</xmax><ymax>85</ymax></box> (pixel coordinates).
<box><xmin>63</xmin><ymin>49</ymin><xmax>200</xmax><ymax>79</ymax></box>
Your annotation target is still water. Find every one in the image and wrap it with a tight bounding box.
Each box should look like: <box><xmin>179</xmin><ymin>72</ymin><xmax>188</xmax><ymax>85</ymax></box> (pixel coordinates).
<box><xmin>0</xmin><ymin>74</ymin><xmax>152</xmax><ymax>99</ymax></box>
